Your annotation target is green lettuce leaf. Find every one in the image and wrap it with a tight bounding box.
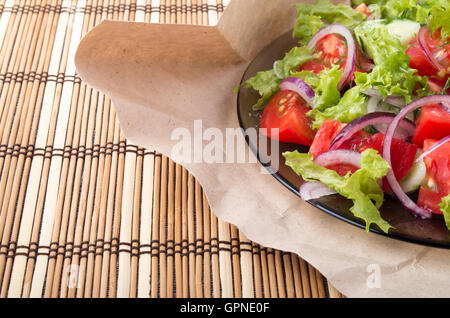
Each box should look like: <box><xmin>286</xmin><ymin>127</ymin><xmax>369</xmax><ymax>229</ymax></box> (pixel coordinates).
<box><xmin>440</xmin><ymin>194</ymin><xmax>450</xmax><ymax>230</ymax></box>
<box><xmin>283</xmin><ymin>149</ymin><xmax>393</xmax><ymax>233</ymax></box>
<box><xmin>308</xmin><ymin>86</ymin><xmax>368</xmax><ymax>130</ymax></box>
<box><xmin>294</xmin><ymin>0</ymin><xmax>367</xmax><ymax>43</ymax></box>
<box><xmin>354</xmin><ymin>0</ymin><xmax>448</xmax><ymax>23</ymax></box>
<box><xmin>428</xmin><ymin>6</ymin><xmax>450</xmax><ymax>40</ymax></box>
<box><xmin>242</xmin><ymin>46</ymin><xmax>316</xmax><ymax>111</ymax></box>
<box><xmin>354</xmin><ymin>22</ymin><xmax>430</xmax><ymax>102</ymax></box>
<box><xmin>293</xmin><ymin>65</ymin><xmax>343</xmax><ymax>111</ymax></box>
<box><xmin>294</xmin><ymin>13</ymin><xmax>325</xmax><ymax>45</ymax></box>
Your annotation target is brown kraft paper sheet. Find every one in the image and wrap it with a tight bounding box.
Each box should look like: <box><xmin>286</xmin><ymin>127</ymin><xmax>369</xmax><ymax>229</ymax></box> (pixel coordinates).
<box><xmin>75</xmin><ymin>0</ymin><xmax>449</xmax><ymax>298</ymax></box>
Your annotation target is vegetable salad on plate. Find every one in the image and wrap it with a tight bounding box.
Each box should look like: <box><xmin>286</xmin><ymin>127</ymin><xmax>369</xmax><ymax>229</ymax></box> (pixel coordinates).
<box><xmin>238</xmin><ymin>0</ymin><xmax>450</xmax><ymax>233</ymax></box>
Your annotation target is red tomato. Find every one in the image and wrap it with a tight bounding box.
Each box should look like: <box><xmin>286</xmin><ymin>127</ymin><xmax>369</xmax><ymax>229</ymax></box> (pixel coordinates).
<box><xmin>309</xmin><ymin>119</ymin><xmax>345</xmax><ymax>158</ymax></box>
<box><xmin>406</xmin><ymin>29</ymin><xmax>450</xmax><ymax>83</ymax></box>
<box><xmin>260</xmin><ymin>90</ymin><xmax>315</xmax><ymax>146</ymax></box>
<box><xmin>326</xmin><ymin>163</ymin><xmax>359</xmax><ymax>177</ymax></box>
<box><xmin>299</xmin><ymin>59</ymin><xmax>326</xmax><ymax>75</ymax></box>
<box><xmin>357</xmin><ymin>133</ymin><xmax>418</xmax><ymax>182</ymax></box>
<box><xmin>354</xmin><ymin>3</ymin><xmax>371</xmax><ymax>17</ymax></box>
<box><xmin>406</xmin><ymin>38</ymin><xmax>440</xmax><ymax>77</ymax></box>
<box><xmin>425</xmin><ymin>28</ymin><xmax>450</xmax><ymax>70</ymax></box>
<box><xmin>422</xmin><ymin>139</ymin><xmax>450</xmax><ymax>195</ymax></box>
<box><xmin>412</xmin><ymin>105</ymin><xmax>450</xmax><ymax>147</ymax></box>
<box><xmin>309</xmin><ymin>119</ymin><xmax>371</xmax><ymax>158</ymax></box>
<box><xmin>298</xmin><ymin>34</ymin><xmax>373</xmax><ymax>80</ymax></box>
<box><xmin>418</xmin><ymin>187</ymin><xmax>444</xmax><ymax>215</ymax></box>
<box><xmin>417</xmin><ymin>139</ymin><xmax>450</xmax><ymax>214</ymax></box>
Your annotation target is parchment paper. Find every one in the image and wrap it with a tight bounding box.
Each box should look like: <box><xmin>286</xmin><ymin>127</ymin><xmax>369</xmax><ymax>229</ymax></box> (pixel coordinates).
<box><xmin>75</xmin><ymin>0</ymin><xmax>450</xmax><ymax>298</ymax></box>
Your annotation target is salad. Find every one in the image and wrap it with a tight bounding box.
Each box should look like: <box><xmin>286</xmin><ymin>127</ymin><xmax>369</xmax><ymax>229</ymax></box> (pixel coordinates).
<box><xmin>239</xmin><ymin>0</ymin><xmax>450</xmax><ymax>233</ymax></box>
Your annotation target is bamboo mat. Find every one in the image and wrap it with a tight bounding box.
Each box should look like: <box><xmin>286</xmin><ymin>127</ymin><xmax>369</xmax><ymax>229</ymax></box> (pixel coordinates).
<box><xmin>0</xmin><ymin>0</ymin><xmax>344</xmax><ymax>298</ymax></box>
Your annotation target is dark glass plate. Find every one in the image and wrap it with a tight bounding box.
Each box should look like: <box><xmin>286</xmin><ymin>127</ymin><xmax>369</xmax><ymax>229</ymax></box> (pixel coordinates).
<box><xmin>237</xmin><ymin>30</ymin><xmax>450</xmax><ymax>249</ymax></box>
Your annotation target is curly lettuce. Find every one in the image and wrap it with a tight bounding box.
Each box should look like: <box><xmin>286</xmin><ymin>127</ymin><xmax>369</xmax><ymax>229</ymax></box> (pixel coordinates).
<box><xmin>352</xmin><ymin>0</ymin><xmax>448</xmax><ymax>24</ymax></box>
<box><xmin>294</xmin><ymin>0</ymin><xmax>368</xmax><ymax>43</ymax></box>
<box><xmin>440</xmin><ymin>194</ymin><xmax>450</xmax><ymax>231</ymax></box>
<box><xmin>242</xmin><ymin>46</ymin><xmax>316</xmax><ymax>111</ymax></box>
<box><xmin>283</xmin><ymin>149</ymin><xmax>393</xmax><ymax>233</ymax></box>
<box><xmin>354</xmin><ymin>22</ymin><xmax>430</xmax><ymax>102</ymax></box>
<box><xmin>428</xmin><ymin>6</ymin><xmax>450</xmax><ymax>40</ymax></box>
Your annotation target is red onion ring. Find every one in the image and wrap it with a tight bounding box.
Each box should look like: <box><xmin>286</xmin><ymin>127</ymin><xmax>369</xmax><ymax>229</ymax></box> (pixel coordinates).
<box><xmin>314</xmin><ymin>149</ymin><xmax>362</xmax><ymax>169</ymax></box>
<box><xmin>330</xmin><ymin>112</ymin><xmax>416</xmax><ymax>150</ymax></box>
<box><xmin>307</xmin><ymin>24</ymin><xmax>356</xmax><ymax>90</ymax></box>
<box><xmin>383</xmin><ymin>95</ymin><xmax>450</xmax><ymax>219</ymax></box>
<box><xmin>280</xmin><ymin>77</ymin><xmax>315</xmax><ymax>108</ymax></box>
<box><xmin>415</xmin><ymin>135</ymin><xmax>450</xmax><ymax>163</ymax></box>
<box><xmin>299</xmin><ymin>182</ymin><xmax>337</xmax><ymax>201</ymax></box>
<box><xmin>418</xmin><ymin>26</ymin><xmax>444</xmax><ymax>72</ymax></box>
<box><xmin>440</xmin><ymin>102</ymin><xmax>450</xmax><ymax>114</ymax></box>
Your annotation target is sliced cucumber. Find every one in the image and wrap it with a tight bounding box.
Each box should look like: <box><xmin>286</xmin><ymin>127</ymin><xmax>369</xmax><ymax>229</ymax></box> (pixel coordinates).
<box><xmin>366</xmin><ymin>96</ymin><xmax>414</xmax><ymax>134</ymax></box>
<box><xmin>386</xmin><ymin>20</ymin><xmax>420</xmax><ymax>46</ymax></box>
<box><xmin>399</xmin><ymin>150</ymin><xmax>426</xmax><ymax>194</ymax></box>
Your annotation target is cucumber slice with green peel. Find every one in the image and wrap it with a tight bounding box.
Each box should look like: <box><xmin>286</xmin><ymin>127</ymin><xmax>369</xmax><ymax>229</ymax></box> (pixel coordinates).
<box><xmin>399</xmin><ymin>150</ymin><xmax>427</xmax><ymax>194</ymax></box>
<box><xmin>386</xmin><ymin>20</ymin><xmax>420</xmax><ymax>46</ymax></box>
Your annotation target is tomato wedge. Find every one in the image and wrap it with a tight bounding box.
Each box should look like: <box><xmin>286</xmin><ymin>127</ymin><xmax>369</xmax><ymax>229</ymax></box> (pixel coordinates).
<box><xmin>357</xmin><ymin>133</ymin><xmax>418</xmax><ymax>183</ymax></box>
<box><xmin>298</xmin><ymin>34</ymin><xmax>373</xmax><ymax>80</ymax></box>
<box><xmin>260</xmin><ymin>90</ymin><xmax>315</xmax><ymax>146</ymax></box>
<box><xmin>309</xmin><ymin>119</ymin><xmax>371</xmax><ymax>158</ymax></box>
<box><xmin>417</xmin><ymin>139</ymin><xmax>450</xmax><ymax>215</ymax></box>
<box><xmin>309</xmin><ymin>119</ymin><xmax>345</xmax><ymax>158</ymax></box>
<box><xmin>406</xmin><ymin>29</ymin><xmax>450</xmax><ymax>90</ymax></box>
<box><xmin>354</xmin><ymin>3</ymin><xmax>371</xmax><ymax>17</ymax></box>
<box><xmin>412</xmin><ymin>105</ymin><xmax>450</xmax><ymax>148</ymax></box>
<box><xmin>406</xmin><ymin>38</ymin><xmax>440</xmax><ymax>77</ymax></box>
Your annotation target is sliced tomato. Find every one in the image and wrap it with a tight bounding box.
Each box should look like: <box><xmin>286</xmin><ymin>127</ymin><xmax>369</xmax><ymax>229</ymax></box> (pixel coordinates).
<box><xmin>260</xmin><ymin>90</ymin><xmax>315</xmax><ymax>146</ymax></box>
<box><xmin>422</xmin><ymin>139</ymin><xmax>450</xmax><ymax>195</ymax></box>
<box><xmin>309</xmin><ymin>119</ymin><xmax>371</xmax><ymax>158</ymax></box>
<box><xmin>406</xmin><ymin>38</ymin><xmax>440</xmax><ymax>77</ymax></box>
<box><xmin>418</xmin><ymin>186</ymin><xmax>444</xmax><ymax>215</ymax></box>
<box><xmin>354</xmin><ymin>3</ymin><xmax>371</xmax><ymax>17</ymax></box>
<box><xmin>357</xmin><ymin>133</ymin><xmax>418</xmax><ymax>183</ymax></box>
<box><xmin>298</xmin><ymin>34</ymin><xmax>373</xmax><ymax>80</ymax></box>
<box><xmin>325</xmin><ymin>163</ymin><xmax>359</xmax><ymax>177</ymax></box>
<box><xmin>425</xmin><ymin>28</ymin><xmax>450</xmax><ymax>70</ymax></box>
<box><xmin>417</xmin><ymin>139</ymin><xmax>450</xmax><ymax>214</ymax></box>
<box><xmin>406</xmin><ymin>29</ymin><xmax>450</xmax><ymax>81</ymax></box>
<box><xmin>427</xmin><ymin>76</ymin><xmax>450</xmax><ymax>94</ymax></box>
<box><xmin>309</xmin><ymin>119</ymin><xmax>345</xmax><ymax>158</ymax></box>
<box><xmin>299</xmin><ymin>59</ymin><xmax>326</xmax><ymax>75</ymax></box>
<box><xmin>412</xmin><ymin>105</ymin><xmax>450</xmax><ymax>148</ymax></box>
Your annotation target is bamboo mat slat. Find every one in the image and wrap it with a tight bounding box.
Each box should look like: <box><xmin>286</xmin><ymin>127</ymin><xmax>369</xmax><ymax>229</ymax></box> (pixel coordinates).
<box><xmin>0</xmin><ymin>0</ymin><xmax>344</xmax><ymax>298</ymax></box>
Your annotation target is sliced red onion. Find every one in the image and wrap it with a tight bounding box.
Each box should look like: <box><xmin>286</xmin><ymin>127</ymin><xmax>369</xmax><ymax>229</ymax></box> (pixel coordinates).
<box><xmin>330</xmin><ymin>112</ymin><xmax>416</xmax><ymax>150</ymax></box>
<box><xmin>415</xmin><ymin>135</ymin><xmax>450</xmax><ymax>163</ymax></box>
<box><xmin>418</xmin><ymin>26</ymin><xmax>444</xmax><ymax>72</ymax></box>
<box><xmin>363</xmin><ymin>88</ymin><xmax>406</xmax><ymax>108</ymax></box>
<box><xmin>383</xmin><ymin>95</ymin><xmax>450</xmax><ymax>219</ymax></box>
<box><xmin>299</xmin><ymin>182</ymin><xmax>337</xmax><ymax>201</ymax></box>
<box><xmin>307</xmin><ymin>24</ymin><xmax>356</xmax><ymax>90</ymax></box>
<box><xmin>441</xmin><ymin>102</ymin><xmax>450</xmax><ymax>114</ymax></box>
<box><xmin>280</xmin><ymin>77</ymin><xmax>315</xmax><ymax>108</ymax></box>
<box><xmin>273</xmin><ymin>61</ymin><xmax>283</xmax><ymax>79</ymax></box>
<box><xmin>314</xmin><ymin>149</ymin><xmax>362</xmax><ymax>169</ymax></box>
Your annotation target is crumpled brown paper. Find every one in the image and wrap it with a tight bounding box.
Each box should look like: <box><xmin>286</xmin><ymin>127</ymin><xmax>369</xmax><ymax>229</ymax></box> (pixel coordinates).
<box><xmin>75</xmin><ymin>0</ymin><xmax>450</xmax><ymax>298</ymax></box>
